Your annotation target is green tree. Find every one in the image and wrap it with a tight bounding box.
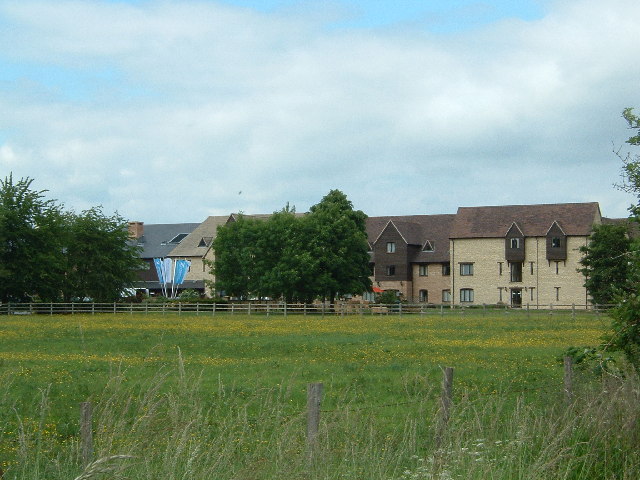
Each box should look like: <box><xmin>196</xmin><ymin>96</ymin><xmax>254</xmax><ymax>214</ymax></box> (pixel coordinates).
<box><xmin>252</xmin><ymin>207</ymin><xmax>316</xmax><ymax>302</ymax></box>
<box><xmin>209</xmin><ymin>214</ymin><xmax>262</xmax><ymax>299</ymax></box>
<box><xmin>306</xmin><ymin>189</ymin><xmax>372</xmax><ymax>304</ymax></box>
<box><xmin>579</xmin><ymin>223</ymin><xmax>631</xmax><ymax>305</ymax></box>
<box><xmin>62</xmin><ymin>206</ymin><xmax>143</xmax><ymax>302</ymax></box>
<box><xmin>209</xmin><ymin>190</ymin><xmax>372</xmax><ymax>303</ymax></box>
<box><xmin>606</xmin><ymin>107</ymin><xmax>640</xmax><ymax>368</ymax></box>
<box><xmin>0</xmin><ymin>175</ymin><xmax>67</xmax><ymax>302</ymax></box>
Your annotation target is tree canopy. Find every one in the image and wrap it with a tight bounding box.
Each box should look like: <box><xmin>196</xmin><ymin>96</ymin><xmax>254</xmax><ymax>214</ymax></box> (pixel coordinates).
<box><xmin>579</xmin><ymin>222</ymin><xmax>631</xmax><ymax>305</ymax></box>
<box><xmin>209</xmin><ymin>190</ymin><xmax>372</xmax><ymax>302</ymax></box>
<box><xmin>0</xmin><ymin>174</ymin><xmax>141</xmax><ymax>303</ymax></box>
<box><xmin>603</xmin><ymin>108</ymin><xmax>640</xmax><ymax>368</ymax></box>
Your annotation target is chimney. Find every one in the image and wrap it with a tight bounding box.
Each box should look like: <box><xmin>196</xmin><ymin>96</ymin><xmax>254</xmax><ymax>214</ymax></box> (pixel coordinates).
<box><xmin>128</xmin><ymin>221</ymin><xmax>144</xmax><ymax>239</ymax></box>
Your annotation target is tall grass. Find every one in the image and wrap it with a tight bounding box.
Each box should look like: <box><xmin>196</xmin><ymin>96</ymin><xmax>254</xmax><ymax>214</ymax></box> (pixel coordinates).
<box><xmin>1</xmin><ymin>361</ymin><xmax>638</xmax><ymax>479</ymax></box>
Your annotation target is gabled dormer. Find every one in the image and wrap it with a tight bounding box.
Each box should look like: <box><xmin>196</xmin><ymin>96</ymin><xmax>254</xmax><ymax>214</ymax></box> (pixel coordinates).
<box><xmin>505</xmin><ymin>222</ymin><xmax>525</xmax><ymax>262</ymax></box>
<box><xmin>422</xmin><ymin>240</ymin><xmax>434</xmax><ymax>252</ymax></box>
<box><xmin>546</xmin><ymin>221</ymin><xmax>567</xmax><ymax>260</ymax></box>
<box><xmin>372</xmin><ymin>220</ymin><xmax>411</xmax><ymax>281</ymax></box>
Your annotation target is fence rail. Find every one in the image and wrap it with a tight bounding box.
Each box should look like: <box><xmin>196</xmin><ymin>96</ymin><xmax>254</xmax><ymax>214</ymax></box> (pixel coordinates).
<box><xmin>0</xmin><ymin>301</ymin><xmax>611</xmax><ymax>316</ymax></box>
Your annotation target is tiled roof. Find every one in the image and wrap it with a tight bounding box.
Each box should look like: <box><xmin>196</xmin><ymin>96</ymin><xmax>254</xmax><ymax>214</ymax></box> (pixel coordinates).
<box><xmin>450</xmin><ymin>202</ymin><xmax>601</xmax><ymax>238</ymax></box>
<box><xmin>367</xmin><ymin>214</ymin><xmax>456</xmax><ymax>263</ymax></box>
<box><xmin>168</xmin><ymin>215</ymin><xmax>231</xmax><ymax>257</ymax></box>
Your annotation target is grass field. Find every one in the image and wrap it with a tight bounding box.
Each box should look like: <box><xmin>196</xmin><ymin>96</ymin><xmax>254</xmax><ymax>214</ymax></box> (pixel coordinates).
<box><xmin>1</xmin><ymin>310</ymin><xmax>638</xmax><ymax>479</ymax></box>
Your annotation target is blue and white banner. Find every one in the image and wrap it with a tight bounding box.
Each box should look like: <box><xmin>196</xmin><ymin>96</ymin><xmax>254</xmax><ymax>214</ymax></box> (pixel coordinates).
<box><xmin>163</xmin><ymin>257</ymin><xmax>174</xmax><ymax>284</ymax></box>
<box><xmin>174</xmin><ymin>259</ymin><xmax>191</xmax><ymax>286</ymax></box>
<box><xmin>153</xmin><ymin>258</ymin><xmax>165</xmax><ymax>284</ymax></box>
<box><xmin>153</xmin><ymin>257</ymin><xmax>191</xmax><ymax>298</ymax></box>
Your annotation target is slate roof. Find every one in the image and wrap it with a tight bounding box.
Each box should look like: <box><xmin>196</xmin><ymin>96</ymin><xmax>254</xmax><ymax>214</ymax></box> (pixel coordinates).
<box><xmin>366</xmin><ymin>214</ymin><xmax>456</xmax><ymax>263</ymax></box>
<box><xmin>450</xmin><ymin>203</ymin><xmax>601</xmax><ymax>239</ymax></box>
<box><xmin>135</xmin><ymin>223</ymin><xmax>200</xmax><ymax>259</ymax></box>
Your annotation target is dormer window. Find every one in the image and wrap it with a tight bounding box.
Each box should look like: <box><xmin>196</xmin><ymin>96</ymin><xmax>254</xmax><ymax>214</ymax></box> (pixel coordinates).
<box><xmin>198</xmin><ymin>237</ymin><xmax>213</xmax><ymax>248</ymax></box>
<box><xmin>423</xmin><ymin>241</ymin><xmax>434</xmax><ymax>252</ymax></box>
<box><xmin>546</xmin><ymin>222</ymin><xmax>567</xmax><ymax>261</ymax></box>
<box><xmin>386</xmin><ymin>242</ymin><xmax>396</xmax><ymax>253</ymax></box>
<box><xmin>505</xmin><ymin>223</ymin><xmax>525</xmax><ymax>262</ymax></box>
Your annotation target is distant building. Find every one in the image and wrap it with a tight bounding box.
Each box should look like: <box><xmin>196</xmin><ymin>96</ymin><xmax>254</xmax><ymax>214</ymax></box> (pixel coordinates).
<box><xmin>131</xmin><ymin>201</ymin><xmax>608</xmax><ymax>307</ymax></box>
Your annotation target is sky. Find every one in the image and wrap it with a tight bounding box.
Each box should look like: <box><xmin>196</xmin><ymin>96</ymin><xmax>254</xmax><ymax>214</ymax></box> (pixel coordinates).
<box><xmin>0</xmin><ymin>0</ymin><xmax>638</xmax><ymax>224</ymax></box>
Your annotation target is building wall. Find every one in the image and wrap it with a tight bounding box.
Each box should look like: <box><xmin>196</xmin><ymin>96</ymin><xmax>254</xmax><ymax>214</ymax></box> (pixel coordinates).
<box><xmin>450</xmin><ymin>236</ymin><xmax>590</xmax><ymax>307</ymax></box>
<box><xmin>535</xmin><ymin>236</ymin><xmax>590</xmax><ymax>307</ymax></box>
<box><xmin>411</xmin><ymin>263</ymin><xmax>451</xmax><ymax>303</ymax></box>
<box><xmin>374</xmin><ymin>279</ymin><xmax>413</xmax><ymax>300</ymax></box>
<box><xmin>373</xmin><ymin>226</ymin><xmax>412</xmax><ymax>281</ymax></box>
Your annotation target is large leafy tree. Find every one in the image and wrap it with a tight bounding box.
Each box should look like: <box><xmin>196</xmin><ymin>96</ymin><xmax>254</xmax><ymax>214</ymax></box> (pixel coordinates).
<box><xmin>209</xmin><ymin>214</ymin><xmax>262</xmax><ymax>299</ymax></box>
<box><xmin>604</xmin><ymin>108</ymin><xmax>640</xmax><ymax>368</ymax></box>
<box><xmin>306</xmin><ymin>189</ymin><xmax>372</xmax><ymax>304</ymax></box>
<box><xmin>62</xmin><ymin>207</ymin><xmax>143</xmax><ymax>302</ymax></box>
<box><xmin>252</xmin><ymin>207</ymin><xmax>316</xmax><ymax>302</ymax></box>
<box><xmin>210</xmin><ymin>190</ymin><xmax>372</xmax><ymax>303</ymax></box>
<box><xmin>0</xmin><ymin>174</ymin><xmax>142</xmax><ymax>303</ymax></box>
<box><xmin>579</xmin><ymin>222</ymin><xmax>631</xmax><ymax>305</ymax></box>
<box><xmin>0</xmin><ymin>175</ymin><xmax>67</xmax><ymax>302</ymax></box>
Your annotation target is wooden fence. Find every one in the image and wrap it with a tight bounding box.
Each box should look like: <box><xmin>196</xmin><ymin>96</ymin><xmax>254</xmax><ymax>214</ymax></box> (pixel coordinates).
<box><xmin>0</xmin><ymin>301</ymin><xmax>609</xmax><ymax>317</ymax></box>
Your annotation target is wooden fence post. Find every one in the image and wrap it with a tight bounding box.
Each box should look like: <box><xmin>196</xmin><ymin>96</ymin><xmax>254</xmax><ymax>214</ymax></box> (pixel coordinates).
<box><xmin>563</xmin><ymin>356</ymin><xmax>573</xmax><ymax>405</ymax></box>
<box><xmin>80</xmin><ymin>401</ymin><xmax>93</xmax><ymax>467</ymax></box>
<box><xmin>435</xmin><ymin>367</ymin><xmax>454</xmax><ymax>448</ymax></box>
<box><xmin>307</xmin><ymin>382</ymin><xmax>323</xmax><ymax>459</ymax></box>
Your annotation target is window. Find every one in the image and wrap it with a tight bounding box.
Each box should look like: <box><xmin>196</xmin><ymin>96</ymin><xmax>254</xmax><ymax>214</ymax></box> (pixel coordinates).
<box><xmin>555</xmin><ymin>287</ymin><xmax>560</xmax><ymax>301</ymax></box>
<box><xmin>442</xmin><ymin>264</ymin><xmax>451</xmax><ymax>276</ymax></box>
<box><xmin>530</xmin><ymin>287</ymin><xmax>535</xmax><ymax>301</ymax></box>
<box><xmin>169</xmin><ymin>233</ymin><xmax>189</xmax><ymax>244</ymax></box>
<box><xmin>419</xmin><ymin>290</ymin><xmax>428</xmax><ymax>302</ymax></box>
<box><xmin>386</xmin><ymin>265</ymin><xmax>396</xmax><ymax>276</ymax></box>
<box><xmin>423</xmin><ymin>241</ymin><xmax>434</xmax><ymax>252</ymax></box>
<box><xmin>386</xmin><ymin>242</ymin><xmax>396</xmax><ymax>253</ymax></box>
<box><xmin>530</xmin><ymin>262</ymin><xmax>534</xmax><ymax>275</ymax></box>
<box><xmin>510</xmin><ymin>238</ymin><xmax>520</xmax><ymax>249</ymax></box>
<box><xmin>555</xmin><ymin>261</ymin><xmax>560</xmax><ymax>275</ymax></box>
<box><xmin>551</xmin><ymin>237</ymin><xmax>561</xmax><ymax>248</ymax></box>
<box><xmin>460</xmin><ymin>288</ymin><xmax>474</xmax><ymax>302</ymax></box>
<box><xmin>418</xmin><ymin>265</ymin><xmax>428</xmax><ymax>276</ymax></box>
<box><xmin>510</xmin><ymin>262</ymin><xmax>523</xmax><ymax>282</ymax></box>
<box><xmin>460</xmin><ymin>263</ymin><xmax>474</xmax><ymax>276</ymax></box>
<box><xmin>442</xmin><ymin>290</ymin><xmax>451</xmax><ymax>302</ymax></box>
<box><xmin>498</xmin><ymin>288</ymin><xmax>503</xmax><ymax>303</ymax></box>
<box><xmin>498</xmin><ymin>262</ymin><xmax>503</xmax><ymax>276</ymax></box>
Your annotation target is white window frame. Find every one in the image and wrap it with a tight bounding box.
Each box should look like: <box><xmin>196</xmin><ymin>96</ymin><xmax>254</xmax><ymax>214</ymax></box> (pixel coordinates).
<box><xmin>460</xmin><ymin>263</ymin><xmax>474</xmax><ymax>276</ymax></box>
<box><xmin>460</xmin><ymin>288</ymin><xmax>474</xmax><ymax>303</ymax></box>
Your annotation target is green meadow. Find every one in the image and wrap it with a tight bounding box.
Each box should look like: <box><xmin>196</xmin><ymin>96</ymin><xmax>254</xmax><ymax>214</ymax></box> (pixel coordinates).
<box><xmin>1</xmin><ymin>310</ymin><xmax>638</xmax><ymax>479</ymax></box>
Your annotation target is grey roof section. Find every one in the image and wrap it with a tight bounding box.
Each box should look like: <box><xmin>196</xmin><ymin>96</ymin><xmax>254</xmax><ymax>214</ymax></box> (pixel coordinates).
<box><xmin>168</xmin><ymin>215</ymin><xmax>232</xmax><ymax>257</ymax></box>
<box><xmin>135</xmin><ymin>223</ymin><xmax>200</xmax><ymax>259</ymax></box>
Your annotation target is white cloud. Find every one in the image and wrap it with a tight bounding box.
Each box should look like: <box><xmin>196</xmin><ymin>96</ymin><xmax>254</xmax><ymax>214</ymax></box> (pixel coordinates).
<box><xmin>0</xmin><ymin>0</ymin><xmax>638</xmax><ymax>223</ymax></box>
